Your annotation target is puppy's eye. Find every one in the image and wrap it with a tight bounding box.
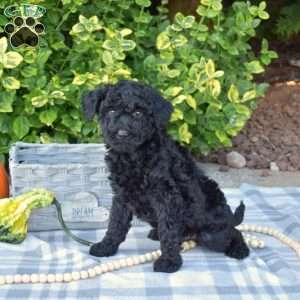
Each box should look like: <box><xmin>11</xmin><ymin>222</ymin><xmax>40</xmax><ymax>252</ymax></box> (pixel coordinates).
<box><xmin>133</xmin><ymin>111</ymin><xmax>143</xmax><ymax>118</ymax></box>
<box><xmin>107</xmin><ymin>110</ymin><xmax>116</xmax><ymax>116</ymax></box>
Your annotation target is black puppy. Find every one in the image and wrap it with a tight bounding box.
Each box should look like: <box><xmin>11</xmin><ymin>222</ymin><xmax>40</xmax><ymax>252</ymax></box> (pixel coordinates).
<box><xmin>82</xmin><ymin>80</ymin><xmax>249</xmax><ymax>273</ymax></box>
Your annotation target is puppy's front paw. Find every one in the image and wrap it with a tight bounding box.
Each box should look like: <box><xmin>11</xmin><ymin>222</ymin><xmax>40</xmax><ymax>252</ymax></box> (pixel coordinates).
<box><xmin>89</xmin><ymin>240</ymin><xmax>119</xmax><ymax>257</ymax></box>
<box><xmin>153</xmin><ymin>254</ymin><xmax>182</xmax><ymax>273</ymax></box>
<box><xmin>148</xmin><ymin>228</ymin><xmax>159</xmax><ymax>241</ymax></box>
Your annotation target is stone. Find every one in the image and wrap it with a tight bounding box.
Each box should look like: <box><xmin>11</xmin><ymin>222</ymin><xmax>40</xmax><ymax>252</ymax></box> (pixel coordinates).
<box><xmin>277</xmin><ymin>161</ymin><xmax>288</xmax><ymax>171</ymax></box>
<box><xmin>250</xmin><ymin>136</ymin><xmax>259</xmax><ymax>143</ymax></box>
<box><xmin>226</xmin><ymin>151</ymin><xmax>246</xmax><ymax>169</ymax></box>
<box><xmin>260</xmin><ymin>170</ymin><xmax>270</xmax><ymax>177</ymax></box>
<box><xmin>247</xmin><ymin>160</ymin><xmax>257</xmax><ymax>168</ymax></box>
<box><xmin>289</xmin><ymin>58</ymin><xmax>300</xmax><ymax>68</ymax></box>
<box><xmin>270</xmin><ymin>161</ymin><xmax>280</xmax><ymax>172</ymax></box>
<box><xmin>219</xmin><ymin>165</ymin><xmax>230</xmax><ymax>172</ymax></box>
<box><xmin>289</xmin><ymin>152</ymin><xmax>300</xmax><ymax>169</ymax></box>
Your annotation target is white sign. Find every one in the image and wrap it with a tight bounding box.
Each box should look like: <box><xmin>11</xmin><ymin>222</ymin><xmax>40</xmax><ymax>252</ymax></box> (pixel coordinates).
<box><xmin>61</xmin><ymin>192</ymin><xmax>110</xmax><ymax>223</ymax></box>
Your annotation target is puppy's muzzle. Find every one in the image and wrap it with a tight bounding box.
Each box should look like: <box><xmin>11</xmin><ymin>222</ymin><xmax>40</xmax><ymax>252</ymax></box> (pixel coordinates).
<box><xmin>117</xmin><ymin>129</ymin><xmax>129</xmax><ymax>138</ymax></box>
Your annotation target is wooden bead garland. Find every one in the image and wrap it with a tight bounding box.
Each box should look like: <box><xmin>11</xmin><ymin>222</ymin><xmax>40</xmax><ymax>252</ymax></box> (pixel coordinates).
<box><xmin>0</xmin><ymin>224</ymin><xmax>299</xmax><ymax>285</ymax></box>
<box><xmin>237</xmin><ymin>224</ymin><xmax>300</xmax><ymax>258</ymax></box>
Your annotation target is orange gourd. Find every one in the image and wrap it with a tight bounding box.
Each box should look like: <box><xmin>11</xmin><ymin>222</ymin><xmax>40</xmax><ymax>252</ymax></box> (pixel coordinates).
<box><xmin>0</xmin><ymin>164</ymin><xmax>9</xmax><ymax>198</ymax></box>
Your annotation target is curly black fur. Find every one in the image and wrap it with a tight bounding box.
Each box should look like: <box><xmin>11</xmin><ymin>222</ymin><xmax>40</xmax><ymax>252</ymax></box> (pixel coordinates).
<box><xmin>82</xmin><ymin>80</ymin><xmax>249</xmax><ymax>273</ymax></box>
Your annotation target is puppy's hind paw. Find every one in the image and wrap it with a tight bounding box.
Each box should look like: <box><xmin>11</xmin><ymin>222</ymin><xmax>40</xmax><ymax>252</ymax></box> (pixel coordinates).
<box><xmin>225</xmin><ymin>238</ymin><xmax>250</xmax><ymax>260</ymax></box>
<box><xmin>89</xmin><ymin>240</ymin><xmax>119</xmax><ymax>257</ymax></box>
<box><xmin>148</xmin><ymin>228</ymin><xmax>159</xmax><ymax>241</ymax></box>
<box><xmin>153</xmin><ymin>255</ymin><xmax>182</xmax><ymax>273</ymax></box>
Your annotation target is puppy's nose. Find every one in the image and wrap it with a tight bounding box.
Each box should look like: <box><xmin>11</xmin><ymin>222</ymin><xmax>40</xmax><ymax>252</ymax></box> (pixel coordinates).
<box><xmin>117</xmin><ymin>129</ymin><xmax>129</xmax><ymax>137</ymax></box>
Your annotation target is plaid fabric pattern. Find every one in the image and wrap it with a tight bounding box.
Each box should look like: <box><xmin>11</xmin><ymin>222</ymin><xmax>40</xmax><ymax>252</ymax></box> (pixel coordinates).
<box><xmin>0</xmin><ymin>184</ymin><xmax>299</xmax><ymax>300</ymax></box>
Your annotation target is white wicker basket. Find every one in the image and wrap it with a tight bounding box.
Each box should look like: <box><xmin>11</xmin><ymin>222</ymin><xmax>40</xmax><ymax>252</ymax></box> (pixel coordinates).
<box><xmin>9</xmin><ymin>142</ymin><xmax>143</xmax><ymax>231</ymax></box>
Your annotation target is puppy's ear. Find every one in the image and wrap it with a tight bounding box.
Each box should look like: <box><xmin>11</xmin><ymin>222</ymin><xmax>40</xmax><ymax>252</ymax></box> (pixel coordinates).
<box><xmin>82</xmin><ymin>86</ymin><xmax>111</xmax><ymax>120</ymax></box>
<box><xmin>148</xmin><ymin>88</ymin><xmax>173</xmax><ymax>129</ymax></box>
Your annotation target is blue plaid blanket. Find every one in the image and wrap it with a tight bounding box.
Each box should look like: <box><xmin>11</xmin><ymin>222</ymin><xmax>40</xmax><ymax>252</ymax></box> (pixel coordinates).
<box><xmin>0</xmin><ymin>184</ymin><xmax>299</xmax><ymax>300</ymax></box>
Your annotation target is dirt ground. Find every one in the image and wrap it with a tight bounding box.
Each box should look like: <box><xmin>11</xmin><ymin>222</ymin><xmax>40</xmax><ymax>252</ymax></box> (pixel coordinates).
<box><xmin>201</xmin><ymin>38</ymin><xmax>300</xmax><ymax>171</ymax></box>
<box><xmin>198</xmin><ymin>162</ymin><xmax>300</xmax><ymax>188</ymax></box>
<box><xmin>202</xmin><ymin>83</ymin><xmax>300</xmax><ymax>171</ymax></box>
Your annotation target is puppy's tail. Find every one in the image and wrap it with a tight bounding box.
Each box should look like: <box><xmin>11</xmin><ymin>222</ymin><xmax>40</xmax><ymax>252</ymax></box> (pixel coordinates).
<box><xmin>232</xmin><ymin>201</ymin><xmax>245</xmax><ymax>226</ymax></box>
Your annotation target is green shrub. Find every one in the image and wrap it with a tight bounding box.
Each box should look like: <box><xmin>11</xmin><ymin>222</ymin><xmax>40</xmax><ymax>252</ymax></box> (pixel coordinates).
<box><xmin>143</xmin><ymin>1</ymin><xmax>277</xmax><ymax>153</ymax></box>
<box><xmin>0</xmin><ymin>0</ymin><xmax>277</xmax><ymax>162</ymax></box>
<box><xmin>223</xmin><ymin>0</ymin><xmax>300</xmax><ymax>41</ymax></box>
<box><xmin>275</xmin><ymin>1</ymin><xmax>300</xmax><ymax>39</ymax></box>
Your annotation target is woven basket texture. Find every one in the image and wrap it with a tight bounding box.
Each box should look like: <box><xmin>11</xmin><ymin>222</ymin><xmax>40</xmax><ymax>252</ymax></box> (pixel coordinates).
<box><xmin>9</xmin><ymin>142</ymin><xmax>143</xmax><ymax>231</ymax></box>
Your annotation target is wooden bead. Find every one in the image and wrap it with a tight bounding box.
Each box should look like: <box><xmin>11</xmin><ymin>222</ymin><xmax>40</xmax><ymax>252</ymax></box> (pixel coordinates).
<box><xmin>274</xmin><ymin>232</ymin><xmax>280</xmax><ymax>238</ymax></box>
<box><xmin>112</xmin><ymin>261</ymin><xmax>121</xmax><ymax>270</ymax></box>
<box><xmin>39</xmin><ymin>274</ymin><xmax>47</xmax><ymax>283</ymax></box>
<box><xmin>282</xmin><ymin>237</ymin><xmax>290</xmax><ymax>244</ymax></box>
<box><xmin>80</xmin><ymin>271</ymin><xmax>88</xmax><ymax>279</ymax></box>
<box><xmin>256</xmin><ymin>226</ymin><xmax>263</xmax><ymax>232</ymax></box>
<box><xmin>21</xmin><ymin>274</ymin><xmax>30</xmax><ymax>283</ymax></box>
<box><xmin>261</xmin><ymin>227</ymin><xmax>269</xmax><ymax>234</ymax></box>
<box><xmin>5</xmin><ymin>275</ymin><xmax>14</xmax><ymax>284</ymax></box>
<box><xmin>151</xmin><ymin>252</ymin><xmax>160</xmax><ymax>260</ymax></box>
<box><xmin>250</xmin><ymin>239</ymin><xmax>259</xmax><ymax>248</ymax></box>
<box><xmin>185</xmin><ymin>243</ymin><xmax>191</xmax><ymax>249</ymax></box>
<box><xmin>289</xmin><ymin>243</ymin><xmax>297</xmax><ymax>250</ymax></box>
<box><xmin>88</xmin><ymin>268</ymin><xmax>96</xmax><ymax>278</ymax></box>
<box><xmin>295</xmin><ymin>246</ymin><xmax>300</xmax><ymax>252</ymax></box>
<box><xmin>119</xmin><ymin>259</ymin><xmax>128</xmax><ymax>268</ymax></box>
<box><xmin>292</xmin><ymin>241</ymin><xmax>299</xmax><ymax>247</ymax></box>
<box><xmin>189</xmin><ymin>240</ymin><xmax>197</xmax><ymax>248</ymax></box>
<box><xmin>258</xmin><ymin>240</ymin><xmax>265</xmax><ymax>248</ymax></box>
<box><xmin>100</xmin><ymin>264</ymin><xmax>109</xmax><ymax>273</ymax></box>
<box><xmin>126</xmin><ymin>259</ymin><xmax>134</xmax><ymax>267</ymax></box>
<box><xmin>294</xmin><ymin>246</ymin><xmax>300</xmax><ymax>252</ymax></box>
<box><xmin>107</xmin><ymin>262</ymin><xmax>115</xmax><ymax>271</ymax></box>
<box><xmin>145</xmin><ymin>253</ymin><xmax>152</xmax><ymax>261</ymax></box>
<box><xmin>184</xmin><ymin>245</ymin><xmax>191</xmax><ymax>251</ymax></box>
<box><xmin>131</xmin><ymin>256</ymin><xmax>138</xmax><ymax>265</ymax></box>
<box><xmin>94</xmin><ymin>266</ymin><xmax>102</xmax><ymax>275</ymax></box>
<box><xmin>47</xmin><ymin>274</ymin><xmax>56</xmax><ymax>283</ymax></box>
<box><xmin>187</xmin><ymin>244</ymin><xmax>193</xmax><ymax>250</ymax></box>
<box><xmin>138</xmin><ymin>255</ymin><xmax>147</xmax><ymax>264</ymax></box>
<box><xmin>181</xmin><ymin>241</ymin><xmax>187</xmax><ymax>246</ymax></box>
<box><xmin>30</xmin><ymin>274</ymin><xmax>39</xmax><ymax>284</ymax></box>
<box><xmin>71</xmin><ymin>272</ymin><xmax>80</xmax><ymax>281</ymax></box>
<box><xmin>14</xmin><ymin>274</ymin><xmax>22</xmax><ymax>284</ymax></box>
<box><xmin>283</xmin><ymin>236</ymin><xmax>289</xmax><ymax>243</ymax></box>
<box><xmin>242</xmin><ymin>225</ymin><xmax>249</xmax><ymax>231</ymax></box>
<box><xmin>267</xmin><ymin>228</ymin><xmax>275</xmax><ymax>235</ymax></box>
<box><xmin>63</xmin><ymin>273</ymin><xmax>72</xmax><ymax>282</ymax></box>
<box><xmin>55</xmin><ymin>273</ymin><xmax>64</xmax><ymax>283</ymax></box>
